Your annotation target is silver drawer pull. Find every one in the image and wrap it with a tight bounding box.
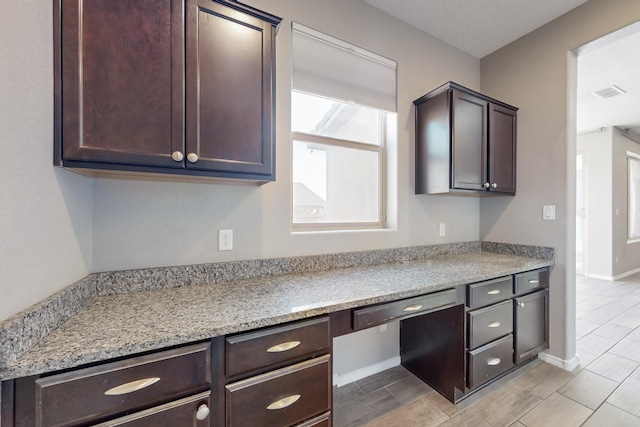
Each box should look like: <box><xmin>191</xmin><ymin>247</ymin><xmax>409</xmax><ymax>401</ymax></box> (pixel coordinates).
<box><xmin>487</xmin><ymin>358</ymin><xmax>501</xmax><ymax>366</ymax></box>
<box><xmin>104</xmin><ymin>377</ymin><xmax>160</xmax><ymax>395</ymax></box>
<box><xmin>267</xmin><ymin>394</ymin><xmax>301</xmax><ymax>410</ymax></box>
<box><xmin>518</xmin><ymin>302</ymin><xmax>525</xmax><ymax>308</ymax></box>
<box><xmin>487</xmin><ymin>289</ymin><xmax>500</xmax><ymax>295</ymax></box>
<box><xmin>528</xmin><ymin>279</ymin><xmax>539</xmax><ymax>284</ymax></box>
<box><xmin>488</xmin><ymin>321</ymin><xmax>501</xmax><ymax>328</ymax></box>
<box><xmin>267</xmin><ymin>341</ymin><xmax>301</xmax><ymax>353</ymax></box>
<box><xmin>404</xmin><ymin>304</ymin><xmax>423</xmax><ymax>312</ymax></box>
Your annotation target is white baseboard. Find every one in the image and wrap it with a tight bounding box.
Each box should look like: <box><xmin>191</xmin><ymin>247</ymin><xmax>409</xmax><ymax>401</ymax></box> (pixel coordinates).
<box><xmin>538</xmin><ymin>351</ymin><xmax>580</xmax><ymax>371</ymax></box>
<box><xmin>613</xmin><ymin>266</ymin><xmax>640</xmax><ymax>280</ymax></box>
<box><xmin>333</xmin><ymin>356</ymin><xmax>401</xmax><ymax>387</ymax></box>
<box><xmin>585</xmin><ymin>266</ymin><xmax>640</xmax><ymax>281</ymax></box>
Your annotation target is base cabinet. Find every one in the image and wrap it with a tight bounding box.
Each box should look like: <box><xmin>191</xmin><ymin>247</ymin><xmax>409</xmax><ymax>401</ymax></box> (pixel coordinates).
<box><xmin>515</xmin><ymin>289</ymin><xmax>549</xmax><ymax>364</ymax></box>
<box><xmin>400</xmin><ymin>267</ymin><xmax>549</xmax><ymax>403</ymax></box>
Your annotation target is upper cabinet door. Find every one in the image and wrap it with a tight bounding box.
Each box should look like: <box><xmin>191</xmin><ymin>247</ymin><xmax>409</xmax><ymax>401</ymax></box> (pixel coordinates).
<box><xmin>488</xmin><ymin>103</ymin><xmax>517</xmax><ymax>194</ymax></box>
<box><xmin>451</xmin><ymin>90</ymin><xmax>488</xmax><ymax>191</ymax></box>
<box><xmin>59</xmin><ymin>0</ymin><xmax>185</xmax><ymax>168</ymax></box>
<box><xmin>185</xmin><ymin>0</ymin><xmax>276</xmax><ymax>180</ymax></box>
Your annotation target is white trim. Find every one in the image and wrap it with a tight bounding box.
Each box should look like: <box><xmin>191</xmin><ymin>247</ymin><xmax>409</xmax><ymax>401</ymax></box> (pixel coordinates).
<box><xmin>614</xmin><ymin>266</ymin><xmax>640</xmax><ymax>280</ymax></box>
<box><xmin>584</xmin><ymin>273</ymin><xmax>615</xmax><ymax>281</ymax></box>
<box><xmin>333</xmin><ymin>356</ymin><xmax>400</xmax><ymax>387</ymax></box>
<box><xmin>538</xmin><ymin>351</ymin><xmax>580</xmax><ymax>371</ymax></box>
<box><xmin>585</xmin><ymin>267</ymin><xmax>640</xmax><ymax>281</ymax></box>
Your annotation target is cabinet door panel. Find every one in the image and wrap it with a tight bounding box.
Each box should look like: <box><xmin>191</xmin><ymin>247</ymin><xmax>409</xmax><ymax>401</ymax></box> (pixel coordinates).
<box><xmin>488</xmin><ymin>103</ymin><xmax>517</xmax><ymax>193</ymax></box>
<box><xmin>514</xmin><ymin>289</ymin><xmax>549</xmax><ymax>364</ymax></box>
<box><xmin>452</xmin><ymin>91</ymin><xmax>487</xmax><ymax>191</ymax></box>
<box><xmin>186</xmin><ymin>0</ymin><xmax>275</xmax><ymax>178</ymax></box>
<box><xmin>60</xmin><ymin>0</ymin><xmax>185</xmax><ymax>167</ymax></box>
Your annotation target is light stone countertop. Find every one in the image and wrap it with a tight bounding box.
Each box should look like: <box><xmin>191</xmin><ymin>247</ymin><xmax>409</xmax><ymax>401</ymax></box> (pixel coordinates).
<box><xmin>0</xmin><ymin>251</ymin><xmax>553</xmax><ymax>380</ymax></box>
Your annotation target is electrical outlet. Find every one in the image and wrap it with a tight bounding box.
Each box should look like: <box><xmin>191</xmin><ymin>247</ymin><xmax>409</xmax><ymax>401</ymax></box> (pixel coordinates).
<box><xmin>439</xmin><ymin>223</ymin><xmax>446</xmax><ymax>237</ymax></box>
<box><xmin>219</xmin><ymin>229</ymin><xmax>233</xmax><ymax>251</ymax></box>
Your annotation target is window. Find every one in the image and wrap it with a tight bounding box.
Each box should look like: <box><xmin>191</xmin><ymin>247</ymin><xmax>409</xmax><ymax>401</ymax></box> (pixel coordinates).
<box><xmin>291</xmin><ymin>23</ymin><xmax>396</xmax><ymax>230</ymax></box>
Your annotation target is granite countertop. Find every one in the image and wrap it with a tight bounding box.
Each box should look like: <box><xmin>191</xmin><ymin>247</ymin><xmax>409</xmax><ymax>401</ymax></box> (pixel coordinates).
<box><xmin>0</xmin><ymin>249</ymin><xmax>553</xmax><ymax>380</ymax></box>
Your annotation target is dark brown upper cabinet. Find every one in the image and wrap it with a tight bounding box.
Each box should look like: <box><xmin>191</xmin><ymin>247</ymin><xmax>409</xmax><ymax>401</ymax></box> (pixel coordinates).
<box><xmin>414</xmin><ymin>82</ymin><xmax>517</xmax><ymax>195</ymax></box>
<box><xmin>54</xmin><ymin>0</ymin><xmax>281</xmax><ymax>183</ymax></box>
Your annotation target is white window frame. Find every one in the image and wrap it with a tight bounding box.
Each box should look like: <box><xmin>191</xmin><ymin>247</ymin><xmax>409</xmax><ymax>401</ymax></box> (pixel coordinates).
<box><xmin>291</xmin><ymin>106</ymin><xmax>387</xmax><ymax>231</ymax></box>
<box><xmin>628</xmin><ymin>151</ymin><xmax>640</xmax><ymax>243</ymax></box>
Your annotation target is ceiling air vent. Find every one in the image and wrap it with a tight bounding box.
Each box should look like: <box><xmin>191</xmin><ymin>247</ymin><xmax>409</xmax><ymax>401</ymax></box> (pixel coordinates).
<box><xmin>594</xmin><ymin>85</ymin><xmax>626</xmax><ymax>99</ymax></box>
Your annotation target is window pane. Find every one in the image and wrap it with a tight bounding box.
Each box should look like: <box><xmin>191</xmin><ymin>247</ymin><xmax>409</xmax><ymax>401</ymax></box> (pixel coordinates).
<box><xmin>293</xmin><ymin>140</ymin><xmax>380</xmax><ymax>224</ymax></box>
<box><xmin>292</xmin><ymin>91</ymin><xmax>380</xmax><ymax>146</ymax></box>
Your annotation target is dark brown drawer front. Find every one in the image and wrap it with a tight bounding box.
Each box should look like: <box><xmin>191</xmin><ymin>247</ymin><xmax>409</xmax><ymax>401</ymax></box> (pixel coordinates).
<box><xmin>468</xmin><ymin>335</ymin><xmax>514</xmax><ymax>389</ymax></box>
<box><xmin>353</xmin><ymin>288</ymin><xmax>459</xmax><ymax>330</ymax></box>
<box><xmin>226</xmin><ymin>317</ymin><xmax>330</xmax><ymax>378</ymax></box>
<box><xmin>94</xmin><ymin>391</ymin><xmax>211</xmax><ymax>426</ymax></box>
<box><xmin>296</xmin><ymin>411</ymin><xmax>331</xmax><ymax>427</ymax></box>
<box><xmin>226</xmin><ymin>355</ymin><xmax>331</xmax><ymax>427</ymax></box>
<box><xmin>468</xmin><ymin>300</ymin><xmax>513</xmax><ymax>350</ymax></box>
<box><xmin>468</xmin><ymin>277</ymin><xmax>513</xmax><ymax>308</ymax></box>
<box><xmin>35</xmin><ymin>342</ymin><xmax>211</xmax><ymax>427</ymax></box>
<box><xmin>514</xmin><ymin>268</ymin><xmax>549</xmax><ymax>295</ymax></box>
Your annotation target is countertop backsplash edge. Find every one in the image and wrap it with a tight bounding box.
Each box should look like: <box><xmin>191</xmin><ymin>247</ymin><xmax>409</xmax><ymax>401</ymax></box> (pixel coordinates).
<box><xmin>0</xmin><ymin>241</ymin><xmax>553</xmax><ymax>371</ymax></box>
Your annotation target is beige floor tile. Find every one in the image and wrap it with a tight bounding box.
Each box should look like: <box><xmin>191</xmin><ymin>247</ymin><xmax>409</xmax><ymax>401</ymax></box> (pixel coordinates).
<box><xmin>518</xmin><ymin>392</ymin><xmax>592</xmax><ymax>427</ymax></box>
<box><xmin>607</xmin><ymin>376</ymin><xmax>640</xmax><ymax>418</ymax></box>
<box><xmin>334</xmin><ymin>382</ymin><xmax>364</xmax><ymax>406</ymax></box>
<box><xmin>385</xmin><ymin>372</ymin><xmax>434</xmax><ymax>405</ymax></box>
<box><xmin>511</xmin><ymin>362</ymin><xmax>575</xmax><ymax>399</ymax></box>
<box><xmin>592</xmin><ymin>322</ymin><xmax>633</xmax><ymax>341</ymax></box>
<box><xmin>417</xmin><ymin>390</ymin><xmax>463</xmax><ymax>417</ymax></box>
<box><xmin>585</xmin><ymin>352</ymin><xmax>639</xmax><ymax>382</ymax></box>
<box><xmin>355</xmin><ymin>365</ymin><xmax>410</xmax><ymax>394</ymax></box>
<box><xmin>576</xmin><ymin>319</ymin><xmax>600</xmax><ymax>337</ymax></box>
<box><xmin>466</xmin><ymin>383</ymin><xmax>541</xmax><ymax>427</ymax></box>
<box><xmin>576</xmin><ymin>349</ymin><xmax>599</xmax><ymax>369</ymax></box>
<box><xmin>627</xmin><ymin>327</ymin><xmax>640</xmax><ymax>341</ymax></box>
<box><xmin>610</xmin><ymin>308</ymin><xmax>640</xmax><ymax>329</ymax></box>
<box><xmin>609</xmin><ymin>337</ymin><xmax>640</xmax><ymax>363</ymax></box>
<box><xmin>334</xmin><ymin>388</ymin><xmax>402</xmax><ymax>427</ymax></box>
<box><xmin>583</xmin><ymin>402</ymin><xmax>640</xmax><ymax>427</ymax></box>
<box><xmin>558</xmin><ymin>369</ymin><xmax>618</xmax><ymax>409</ymax></box>
<box><xmin>364</xmin><ymin>394</ymin><xmax>449</xmax><ymax>427</ymax></box>
<box><xmin>437</xmin><ymin>411</ymin><xmax>492</xmax><ymax>427</ymax></box>
<box><xmin>576</xmin><ymin>333</ymin><xmax>618</xmax><ymax>356</ymax></box>
<box><xmin>510</xmin><ymin>423</ymin><xmax>526</xmax><ymax>427</ymax></box>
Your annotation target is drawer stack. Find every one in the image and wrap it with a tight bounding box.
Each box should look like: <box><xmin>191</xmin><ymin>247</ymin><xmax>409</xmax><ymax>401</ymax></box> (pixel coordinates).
<box><xmin>466</xmin><ymin>277</ymin><xmax>515</xmax><ymax>388</ymax></box>
<box><xmin>224</xmin><ymin>317</ymin><xmax>331</xmax><ymax>427</ymax></box>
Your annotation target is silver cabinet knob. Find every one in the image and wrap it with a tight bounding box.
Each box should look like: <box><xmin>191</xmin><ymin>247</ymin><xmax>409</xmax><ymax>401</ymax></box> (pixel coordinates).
<box><xmin>483</xmin><ymin>182</ymin><xmax>491</xmax><ymax>188</ymax></box>
<box><xmin>518</xmin><ymin>302</ymin><xmax>525</xmax><ymax>308</ymax></box>
<box><xmin>195</xmin><ymin>404</ymin><xmax>210</xmax><ymax>421</ymax></box>
<box><xmin>171</xmin><ymin>151</ymin><xmax>184</xmax><ymax>162</ymax></box>
<box><xmin>187</xmin><ymin>152</ymin><xmax>199</xmax><ymax>163</ymax></box>
<box><xmin>492</xmin><ymin>182</ymin><xmax>498</xmax><ymax>188</ymax></box>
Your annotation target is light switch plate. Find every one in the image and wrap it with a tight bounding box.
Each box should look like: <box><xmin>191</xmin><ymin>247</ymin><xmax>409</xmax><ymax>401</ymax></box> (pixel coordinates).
<box><xmin>543</xmin><ymin>205</ymin><xmax>556</xmax><ymax>221</ymax></box>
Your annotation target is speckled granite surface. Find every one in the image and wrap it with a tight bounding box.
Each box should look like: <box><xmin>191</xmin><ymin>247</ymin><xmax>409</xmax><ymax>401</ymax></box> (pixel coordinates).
<box><xmin>0</xmin><ymin>245</ymin><xmax>553</xmax><ymax>380</ymax></box>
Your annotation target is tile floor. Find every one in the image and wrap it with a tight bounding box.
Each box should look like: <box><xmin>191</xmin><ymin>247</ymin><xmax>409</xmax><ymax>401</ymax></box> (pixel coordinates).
<box><xmin>333</xmin><ymin>272</ymin><xmax>640</xmax><ymax>427</ymax></box>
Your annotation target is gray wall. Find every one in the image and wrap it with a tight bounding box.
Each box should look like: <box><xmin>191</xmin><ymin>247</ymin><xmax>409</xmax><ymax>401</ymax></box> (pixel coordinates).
<box><xmin>0</xmin><ymin>1</ymin><xmax>92</xmax><ymax>321</ymax></box>
<box><xmin>1</xmin><ymin>0</ymin><xmax>481</xmax><ymax>376</ymax></box>
<box><xmin>480</xmin><ymin>0</ymin><xmax>640</xmax><ymax>364</ymax></box>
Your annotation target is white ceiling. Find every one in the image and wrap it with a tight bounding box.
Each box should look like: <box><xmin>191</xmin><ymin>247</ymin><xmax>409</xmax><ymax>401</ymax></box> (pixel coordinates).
<box><xmin>363</xmin><ymin>0</ymin><xmax>587</xmax><ymax>58</ymax></box>
<box><xmin>363</xmin><ymin>0</ymin><xmax>640</xmax><ymax>135</ymax></box>
<box><xmin>577</xmin><ymin>29</ymin><xmax>640</xmax><ymax>134</ymax></box>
